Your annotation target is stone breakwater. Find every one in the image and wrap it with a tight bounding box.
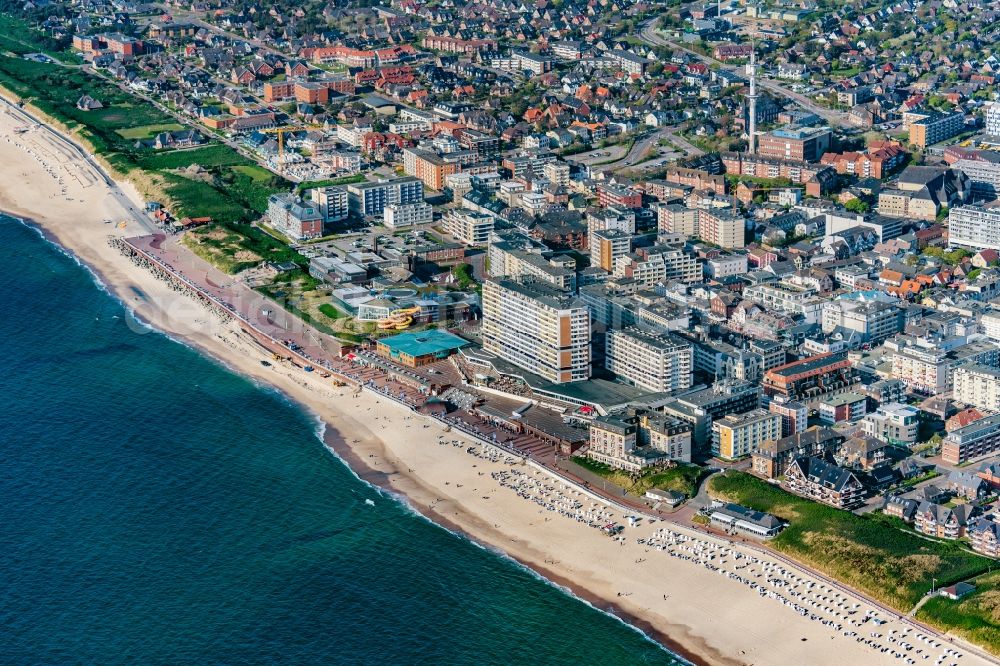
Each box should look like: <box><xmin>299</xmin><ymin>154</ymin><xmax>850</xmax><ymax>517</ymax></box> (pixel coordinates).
<box><xmin>108</xmin><ymin>235</ymin><xmax>235</xmax><ymax>324</ymax></box>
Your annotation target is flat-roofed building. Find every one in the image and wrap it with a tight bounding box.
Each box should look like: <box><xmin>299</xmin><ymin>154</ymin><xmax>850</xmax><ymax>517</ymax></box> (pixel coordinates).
<box><xmin>384</xmin><ymin>201</ymin><xmax>432</xmax><ymax>229</ymax></box>
<box><xmin>943</xmin><ymin>413</ymin><xmax>1000</xmax><ymax>464</ymax></box>
<box><xmin>744</xmin><ymin>282</ymin><xmax>823</xmax><ymax>324</ymax></box>
<box><xmin>444</xmin><ymin>208</ymin><xmax>494</xmax><ymax>245</ymax></box>
<box><xmin>820</xmin><ymin>292</ymin><xmax>902</xmax><ymax>343</ymax></box>
<box><xmin>862</xmin><ymin>403</ymin><xmax>919</xmax><ymax>446</ymax></box>
<box><xmin>698</xmin><ymin>208</ymin><xmax>746</xmax><ymax>249</ymax></box>
<box><xmin>948</xmin><ymin>204</ymin><xmax>1000</xmax><ymax>252</ymax></box>
<box><xmin>769</xmin><ymin>396</ymin><xmax>807</xmax><ymax>437</ymax></box>
<box><xmin>909</xmin><ymin>111</ymin><xmax>964</xmax><ymax>148</ymax></box>
<box><xmin>605</xmin><ymin>327</ymin><xmax>693</xmax><ymax>393</ymax></box>
<box><xmin>818</xmin><ymin>391</ymin><xmax>868</xmax><ymax>424</ymax></box>
<box><xmin>482</xmin><ymin>279</ymin><xmax>591</xmax><ymax>383</ymax></box>
<box><xmin>590</xmin><ymin>228</ymin><xmax>631</xmax><ymax>272</ymax></box>
<box><xmin>889</xmin><ymin>345</ymin><xmax>948</xmax><ymax>394</ymax></box>
<box><xmin>403</xmin><ymin>148</ymin><xmax>459</xmax><ymax>191</ymax></box>
<box><xmin>952</xmin><ymin>152</ymin><xmax>1000</xmax><ymax>201</ymax></box>
<box><xmin>309</xmin><ymin>185</ymin><xmax>349</xmax><ymax>223</ymax></box>
<box><xmin>713</xmin><ymin>408</ymin><xmax>782</xmax><ymax>460</ymax></box>
<box><xmin>758</xmin><ymin>126</ymin><xmax>832</xmax><ymax>162</ymax></box>
<box><xmin>375</xmin><ymin>329</ymin><xmax>470</xmax><ymax>367</ymax></box>
<box><xmin>487</xmin><ymin>235</ymin><xmax>576</xmax><ymax>291</ymax></box>
<box><xmin>954</xmin><ymin>364</ymin><xmax>1000</xmax><ymax>412</ymax></box>
<box><xmin>347</xmin><ymin>176</ymin><xmax>423</xmax><ymax>217</ymax></box>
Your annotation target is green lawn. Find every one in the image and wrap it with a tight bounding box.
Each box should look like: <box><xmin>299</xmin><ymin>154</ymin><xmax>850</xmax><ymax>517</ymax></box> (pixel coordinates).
<box><xmin>136</xmin><ymin>144</ymin><xmax>252</xmax><ymax>170</ymax></box>
<box><xmin>232</xmin><ymin>164</ymin><xmax>275</xmax><ymax>182</ymax></box>
<box><xmin>572</xmin><ymin>456</ymin><xmax>704</xmax><ymax>498</ymax></box>
<box><xmin>708</xmin><ymin>471</ymin><xmax>991</xmax><ymax>610</ymax></box>
<box><xmin>917</xmin><ymin>570</ymin><xmax>1000</xmax><ymax>654</ymax></box>
<box><xmin>115</xmin><ymin>123</ymin><xmax>186</xmax><ymax>140</ymax></box>
<box><xmin>295</xmin><ymin>173</ymin><xmax>367</xmax><ymax>194</ymax></box>
<box><xmin>0</xmin><ymin>14</ymin><xmax>77</xmax><ymax>63</ymax></box>
<box><xmin>318</xmin><ymin>303</ymin><xmax>345</xmax><ymax>320</ymax></box>
<box><xmin>182</xmin><ymin>223</ymin><xmax>308</xmax><ymax>273</ymax></box>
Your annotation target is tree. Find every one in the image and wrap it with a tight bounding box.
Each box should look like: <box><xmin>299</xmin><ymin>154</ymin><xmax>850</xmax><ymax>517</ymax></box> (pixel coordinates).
<box><xmin>844</xmin><ymin>199</ymin><xmax>870</xmax><ymax>214</ymax></box>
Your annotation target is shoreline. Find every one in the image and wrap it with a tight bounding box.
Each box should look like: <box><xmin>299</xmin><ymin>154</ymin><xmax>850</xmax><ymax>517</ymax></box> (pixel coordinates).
<box><xmin>0</xmin><ymin>206</ymin><xmax>711</xmax><ymax>666</ymax></box>
<box><xmin>2</xmin><ymin>99</ymin><xmax>997</xmax><ymax>666</ymax></box>
<box><xmin>318</xmin><ymin>425</ymin><xmax>706</xmax><ymax>666</ymax></box>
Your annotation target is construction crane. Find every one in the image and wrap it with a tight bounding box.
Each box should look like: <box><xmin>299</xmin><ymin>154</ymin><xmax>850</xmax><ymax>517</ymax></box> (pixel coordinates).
<box><xmin>259</xmin><ymin>125</ymin><xmax>315</xmax><ymax>174</ymax></box>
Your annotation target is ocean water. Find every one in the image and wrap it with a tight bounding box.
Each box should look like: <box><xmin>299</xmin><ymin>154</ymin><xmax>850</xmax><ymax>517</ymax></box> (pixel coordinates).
<box><xmin>0</xmin><ymin>217</ymin><xmax>684</xmax><ymax>665</ymax></box>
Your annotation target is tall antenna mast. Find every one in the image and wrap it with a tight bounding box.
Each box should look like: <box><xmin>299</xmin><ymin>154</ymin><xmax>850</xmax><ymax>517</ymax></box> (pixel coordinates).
<box><xmin>747</xmin><ymin>41</ymin><xmax>758</xmax><ymax>155</ymax></box>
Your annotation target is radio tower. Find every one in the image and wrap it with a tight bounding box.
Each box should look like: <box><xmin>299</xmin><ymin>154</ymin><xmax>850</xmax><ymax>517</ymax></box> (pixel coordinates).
<box><xmin>747</xmin><ymin>43</ymin><xmax>758</xmax><ymax>155</ymax></box>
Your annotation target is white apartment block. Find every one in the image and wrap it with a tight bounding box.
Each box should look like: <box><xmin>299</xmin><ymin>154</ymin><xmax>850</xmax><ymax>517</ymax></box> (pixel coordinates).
<box><xmin>384</xmin><ymin>201</ymin><xmax>433</xmax><ymax>229</ymax></box>
<box><xmin>605</xmin><ymin>327</ymin><xmax>693</xmax><ymax>393</ymax></box>
<box><xmin>481</xmin><ymin>279</ymin><xmax>591</xmax><ymax>383</ymax></box>
<box><xmin>487</xmin><ymin>239</ymin><xmax>576</xmax><ymax>291</ymax></box>
<box><xmin>743</xmin><ymin>282</ymin><xmax>823</xmax><ymax>324</ymax></box>
<box><xmin>699</xmin><ymin>209</ymin><xmax>746</xmax><ymax>249</ymax></box>
<box><xmin>954</xmin><ymin>364</ymin><xmax>1000</xmax><ymax>412</ymax></box>
<box><xmin>444</xmin><ymin>209</ymin><xmax>494</xmax><ymax>245</ymax></box>
<box><xmin>656</xmin><ymin>204</ymin><xmax>699</xmax><ymax>237</ymax></box>
<box><xmin>861</xmin><ymin>403</ymin><xmax>919</xmax><ymax>446</ymax></box>
<box><xmin>983</xmin><ymin>311</ymin><xmax>1000</xmax><ymax>343</ymax></box>
<box><xmin>986</xmin><ymin>102</ymin><xmax>1000</xmax><ymax>136</ymax></box>
<box><xmin>309</xmin><ymin>185</ymin><xmax>349</xmax><ymax>223</ymax></box>
<box><xmin>713</xmin><ymin>409</ymin><xmax>782</xmax><ymax>460</ymax></box>
<box><xmin>890</xmin><ymin>347</ymin><xmax>948</xmax><ymax>394</ymax></box>
<box><xmin>705</xmin><ymin>254</ymin><xmax>748</xmax><ymax>279</ymax></box>
<box><xmin>820</xmin><ymin>296</ymin><xmax>900</xmax><ymax>343</ymax></box>
<box><xmin>590</xmin><ymin>228</ymin><xmax>632</xmax><ymax>272</ymax></box>
<box><xmin>543</xmin><ymin>161</ymin><xmax>571</xmax><ymax>187</ymax></box>
<box><xmin>948</xmin><ymin>205</ymin><xmax>1000</xmax><ymax>252</ymax></box>
<box><xmin>347</xmin><ymin>177</ymin><xmax>423</xmax><ymax>217</ymax></box>
<box><xmin>588</xmin><ymin>207</ymin><xmax>636</xmax><ymax>235</ymax></box>
<box><xmin>952</xmin><ymin>158</ymin><xmax>1000</xmax><ymax>201</ymax></box>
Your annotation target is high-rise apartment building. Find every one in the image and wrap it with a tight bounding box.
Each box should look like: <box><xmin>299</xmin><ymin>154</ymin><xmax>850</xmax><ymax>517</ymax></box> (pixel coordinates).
<box><xmin>948</xmin><ymin>204</ymin><xmax>1000</xmax><ymax>252</ymax></box>
<box><xmin>605</xmin><ymin>327</ymin><xmax>693</xmax><ymax>393</ymax></box>
<box><xmin>481</xmin><ymin>279</ymin><xmax>590</xmax><ymax>383</ymax></box>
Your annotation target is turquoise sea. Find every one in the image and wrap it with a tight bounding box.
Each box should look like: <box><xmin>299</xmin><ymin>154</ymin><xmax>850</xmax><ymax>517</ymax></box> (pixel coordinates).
<box><xmin>0</xmin><ymin>217</ymin><xmax>685</xmax><ymax>665</ymax></box>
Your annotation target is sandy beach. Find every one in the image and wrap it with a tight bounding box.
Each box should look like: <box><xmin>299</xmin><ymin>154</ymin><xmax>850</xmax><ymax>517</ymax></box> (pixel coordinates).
<box><xmin>2</xmin><ymin>96</ymin><xmax>996</xmax><ymax>666</ymax></box>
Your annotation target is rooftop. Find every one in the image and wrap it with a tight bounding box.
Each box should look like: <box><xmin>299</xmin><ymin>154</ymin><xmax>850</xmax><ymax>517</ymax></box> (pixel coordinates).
<box><xmin>377</xmin><ymin>329</ymin><xmax>470</xmax><ymax>357</ymax></box>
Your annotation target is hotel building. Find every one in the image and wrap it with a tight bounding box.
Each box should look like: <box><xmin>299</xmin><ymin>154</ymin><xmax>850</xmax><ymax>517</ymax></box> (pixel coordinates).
<box><xmin>712</xmin><ymin>409</ymin><xmax>782</xmax><ymax>460</ymax></box>
<box><xmin>347</xmin><ymin>177</ymin><xmax>423</xmax><ymax>217</ymax></box>
<box><xmin>309</xmin><ymin>186</ymin><xmax>349</xmax><ymax>223</ymax></box>
<box><xmin>953</xmin><ymin>364</ymin><xmax>1000</xmax><ymax>412</ymax></box>
<box><xmin>481</xmin><ymin>279</ymin><xmax>590</xmax><ymax>383</ymax></box>
<box><xmin>763</xmin><ymin>353</ymin><xmax>858</xmax><ymax>403</ymax></box>
<box><xmin>942</xmin><ymin>413</ymin><xmax>1000</xmax><ymax>464</ymax></box>
<box><xmin>948</xmin><ymin>204</ymin><xmax>1000</xmax><ymax>252</ymax></box>
<box><xmin>605</xmin><ymin>327</ymin><xmax>693</xmax><ymax>393</ymax></box>
<box><xmin>588</xmin><ymin>411</ymin><xmax>692</xmax><ymax>471</ymax></box>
